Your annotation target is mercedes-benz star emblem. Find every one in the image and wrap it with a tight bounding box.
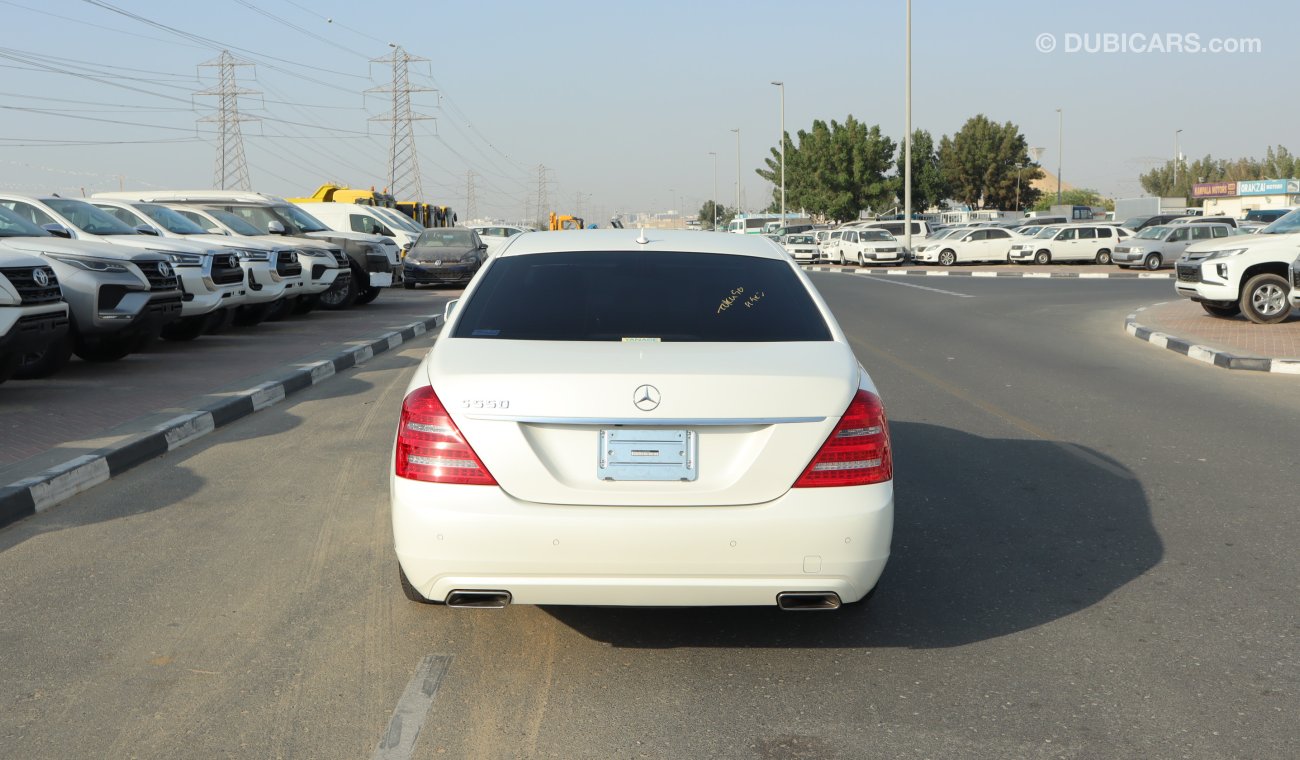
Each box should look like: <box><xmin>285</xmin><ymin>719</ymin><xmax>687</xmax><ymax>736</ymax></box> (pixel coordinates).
<box><xmin>32</xmin><ymin>268</ymin><xmax>50</xmax><ymax>288</ymax></box>
<box><xmin>633</xmin><ymin>384</ymin><xmax>661</xmax><ymax>412</ymax></box>
<box><xmin>157</xmin><ymin>261</ymin><xmax>173</xmax><ymax>277</ymax></box>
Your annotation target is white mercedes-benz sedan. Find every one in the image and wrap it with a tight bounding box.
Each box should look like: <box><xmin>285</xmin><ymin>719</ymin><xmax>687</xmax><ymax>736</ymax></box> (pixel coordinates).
<box><xmin>390</xmin><ymin>229</ymin><xmax>893</xmax><ymax>610</ymax></box>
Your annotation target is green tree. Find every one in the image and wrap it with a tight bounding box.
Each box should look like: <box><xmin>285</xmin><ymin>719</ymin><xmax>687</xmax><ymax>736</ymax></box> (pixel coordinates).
<box><xmin>938</xmin><ymin>115</ymin><xmax>1043</xmax><ymax>210</ymax></box>
<box><xmin>1138</xmin><ymin>145</ymin><xmax>1297</xmax><ymax>201</ymax></box>
<box><xmin>756</xmin><ymin>115</ymin><xmax>896</xmax><ymax>222</ymax></box>
<box><xmin>1031</xmin><ymin>188</ymin><xmax>1111</xmax><ymax>212</ymax></box>
<box><xmin>892</xmin><ymin>129</ymin><xmax>951</xmax><ymax>211</ymax></box>
<box><xmin>697</xmin><ymin>200</ymin><xmax>734</xmax><ymax>230</ymax></box>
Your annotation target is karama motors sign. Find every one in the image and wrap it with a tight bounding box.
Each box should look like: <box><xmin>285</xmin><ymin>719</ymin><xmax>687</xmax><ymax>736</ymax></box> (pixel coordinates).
<box><xmin>1192</xmin><ymin>179</ymin><xmax>1300</xmax><ymax>198</ymax></box>
<box><xmin>1191</xmin><ymin>181</ymin><xmax>1236</xmax><ymax>198</ymax></box>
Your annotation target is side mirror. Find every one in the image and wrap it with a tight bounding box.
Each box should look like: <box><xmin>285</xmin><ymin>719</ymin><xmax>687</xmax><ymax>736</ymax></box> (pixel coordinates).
<box><xmin>478</xmin><ymin>242</ymin><xmax>488</xmax><ymax>250</ymax></box>
<box><xmin>134</xmin><ymin>224</ymin><xmax>160</xmax><ymax>236</ymax></box>
<box><xmin>267</xmin><ymin>220</ymin><xmax>286</xmax><ymax>235</ymax></box>
<box><xmin>443</xmin><ymin>299</ymin><xmax>458</xmax><ymax>324</ymax></box>
<box><xmin>42</xmin><ymin>223</ymin><xmax>72</xmax><ymax>239</ymax></box>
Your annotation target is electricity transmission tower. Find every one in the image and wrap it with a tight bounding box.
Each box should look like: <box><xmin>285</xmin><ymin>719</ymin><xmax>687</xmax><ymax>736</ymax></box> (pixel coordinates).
<box><xmin>535</xmin><ymin>164</ymin><xmax>549</xmax><ymax>226</ymax></box>
<box><xmin>464</xmin><ymin>170</ymin><xmax>477</xmax><ymax>221</ymax></box>
<box><xmin>197</xmin><ymin>51</ymin><xmax>258</xmax><ymax>191</ymax></box>
<box><xmin>367</xmin><ymin>46</ymin><xmax>433</xmax><ymax>202</ymax></box>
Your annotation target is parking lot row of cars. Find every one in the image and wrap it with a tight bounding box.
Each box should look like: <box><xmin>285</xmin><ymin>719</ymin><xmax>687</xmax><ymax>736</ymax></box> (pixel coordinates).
<box><xmin>0</xmin><ymin>190</ymin><xmax>411</xmax><ymax>384</ymax></box>
<box><xmin>780</xmin><ymin>216</ymin><xmax>1256</xmax><ymax>271</ymax></box>
<box><xmin>774</xmin><ymin>209</ymin><xmax>1300</xmax><ymax>325</ymax></box>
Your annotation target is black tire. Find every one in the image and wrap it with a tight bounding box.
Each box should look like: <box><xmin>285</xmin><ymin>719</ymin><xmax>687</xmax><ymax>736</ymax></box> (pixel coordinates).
<box><xmin>15</xmin><ymin>332</ymin><xmax>74</xmax><ymax>379</ymax></box>
<box><xmin>355</xmin><ymin>283</ymin><xmax>382</xmax><ymax>305</ymax></box>
<box><xmin>160</xmin><ymin>315</ymin><xmax>208</xmax><ymax>341</ymax></box>
<box><xmin>264</xmin><ymin>298</ymin><xmax>293</xmax><ymax>322</ymax></box>
<box><xmin>939</xmin><ymin>249</ymin><xmax>957</xmax><ymax>266</ymax></box>
<box><xmin>1094</xmin><ymin>249</ymin><xmax>1112</xmax><ymax>265</ymax></box>
<box><xmin>0</xmin><ymin>353</ymin><xmax>20</xmax><ymax>384</ymax></box>
<box><xmin>74</xmin><ymin>333</ymin><xmax>142</xmax><ymax>363</ymax></box>
<box><xmin>292</xmin><ymin>295</ymin><xmax>319</xmax><ymax>315</ymax></box>
<box><xmin>1034</xmin><ymin>250</ymin><xmax>1051</xmax><ymax>265</ymax></box>
<box><xmin>318</xmin><ymin>266</ymin><xmax>361</xmax><ymax>311</ymax></box>
<box><xmin>204</xmin><ymin>308</ymin><xmax>236</xmax><ymax>334</ymax></box>
<box><xmin>398</xmin><ymin>563</ymin><xmax>438</xmax><ymax>604</ymax></box>
<box><xmin>1143</xmin><ymin>253</ymin><xmax>1163</xmax><ymax>271</ymax></box>
<box><xmin>1239</xmin><ymin>273</ymin><xmax>1292</xmax><ymax>324</ymax></box>
<box><xmin>403</xmin><ymin>280</ymin><xmax>416</xmax><ymax>290</ymax></box>
<box><xmin>1200</xmin><ymin>302</ymin><xmax>1241</xmax><ymax>318</ymax></box>
<box><xmin>233</xmin><ymin>302</ymin><xmax>274</xmax><ymax>327</ymax></box>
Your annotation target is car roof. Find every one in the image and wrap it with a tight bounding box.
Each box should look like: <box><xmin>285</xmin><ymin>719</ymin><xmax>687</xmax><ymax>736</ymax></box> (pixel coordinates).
<box><xmin>495</xmin><ymin>229</ymin><xmax>789</xmax><ymax>260</ymax></box>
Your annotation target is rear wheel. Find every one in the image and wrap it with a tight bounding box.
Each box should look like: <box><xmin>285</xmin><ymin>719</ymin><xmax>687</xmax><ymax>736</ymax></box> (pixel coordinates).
<box><xmin>1095</xmin><ymin>249</ymin><xmax>1112</xmax><ymax>265</ymax></box>
<box><xmin>1034</xmin><ymin>250</ymin><xmax>1051</xmax><ymax>265</ymax></box>
<box><xmin>1239</xmin><ymin>273</ymin><xmax>1292</xmax><ymax>324</ymax></box>
<box><xmin>1143</xmin><ymin>253</ymin><xmax>1163</xmax><ymax>271</ymax></box>
<box><xmin>1200</xmin><ymin>302</ymin><xmax>1241</xmax><ymax>318</ymax></box>
<box><xmin>938</xmin><ymin>249</ymin><xmax>957</xmax><ymax>266</ymax></box>
<box><xmin>15</xmin><ymin>332</ymin><xmax>74</xmax><ymax>379</ymax></box>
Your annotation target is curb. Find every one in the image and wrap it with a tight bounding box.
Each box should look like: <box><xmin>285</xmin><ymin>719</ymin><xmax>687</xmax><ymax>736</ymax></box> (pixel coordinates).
<box><xmin>1124</xmin><ymin>304</ymin><xmax>1300</xmax><ymax>374</ymax></box>
<box><xmin>803</xmin><ymin>265</ymin><xmax>1173</xmax><ymax>279</ymax></box>
<box><xmin>0</xmin><ymin>315</ymin><xmax>442</xmax><ymax>531</ymax></box>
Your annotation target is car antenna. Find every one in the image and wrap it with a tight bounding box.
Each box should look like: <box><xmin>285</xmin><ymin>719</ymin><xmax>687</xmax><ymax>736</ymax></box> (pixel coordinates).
<box><xmin>636</xmin><ymin>228</ymin><xmax>649</xmax><ymax>245</ymax></box>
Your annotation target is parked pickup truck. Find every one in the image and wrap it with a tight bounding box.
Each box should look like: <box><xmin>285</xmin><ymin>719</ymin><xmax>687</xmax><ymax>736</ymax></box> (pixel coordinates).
<box><xmin>95</xmin><ymin>191</ymin><xmax>398</xmax><ymax>307</ymax></box>
<box><xmin>0</xmin><ymin>247</ymin><xmax>69</xmax><ymax>383</ymax></box>
<box><xmin>1175</xmin><ymin>209</ymin><xmax>1300</xmax><ymax>324</ymax></box>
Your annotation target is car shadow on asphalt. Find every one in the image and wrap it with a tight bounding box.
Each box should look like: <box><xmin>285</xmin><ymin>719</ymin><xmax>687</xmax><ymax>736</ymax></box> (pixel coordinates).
<box><xmin>544</xmin><ymin>420</ymin><xmax>1162</xmax><ymax>649</ymax></box>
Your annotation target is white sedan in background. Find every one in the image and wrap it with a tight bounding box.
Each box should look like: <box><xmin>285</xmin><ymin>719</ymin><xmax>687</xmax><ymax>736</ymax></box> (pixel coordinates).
<box><xmin>391</xmin><ymin>229</ymin><xmax>894</xmax><ymax>611</ymax></box>
<box><xmin>913</xmin><ymin>227</ymin><xmax>1021</xmax><ymax>265</ymax></box>
<box><xmin>780</xmin><ymin>233</ymin><xmax>820</xmax><ymax>263</ymax></box>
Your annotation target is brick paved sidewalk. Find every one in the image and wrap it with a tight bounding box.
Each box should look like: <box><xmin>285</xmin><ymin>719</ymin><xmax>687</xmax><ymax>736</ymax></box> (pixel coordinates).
<box><xmin>1126</xmin><ymin>299</ymin><xmax>1300</xmax><ymax>368</ymax></box>
<box><xmin>0</xmin><ymin>289</ymin><xmax>456</xmax><ymax>477</ymax></box>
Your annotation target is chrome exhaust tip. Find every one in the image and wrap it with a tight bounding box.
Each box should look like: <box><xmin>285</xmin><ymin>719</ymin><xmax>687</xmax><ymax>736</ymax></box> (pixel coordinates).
<box><xmin>446</xmin><ymin>590</ymin><xmax>512</xmax><ymax>609</ymax></box>
<box><xmin>776</xmin><ymin>591</ymin><xmax>842</xmax><ymax>611</ymax></box>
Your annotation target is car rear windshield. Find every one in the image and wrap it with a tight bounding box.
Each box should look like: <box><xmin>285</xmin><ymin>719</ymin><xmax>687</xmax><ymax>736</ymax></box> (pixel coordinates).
<box><xmin>452</xmin><ymin>251</ymin><xmax>832</xmax><ymax>342</ymax></box>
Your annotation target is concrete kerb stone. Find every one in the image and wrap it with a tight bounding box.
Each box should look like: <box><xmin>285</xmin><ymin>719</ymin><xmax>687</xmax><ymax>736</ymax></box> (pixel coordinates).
<box><xmin>1124</xmin><ymin>303</ymin><xmax>1300</xmax><ymax>373</ymax></box>
<box><xmin>802</xmin><ymin>265</ymin><xmax>1174</xmax><ymax>279</ymax></box>
<box><xmin>0</xmin><ymin>314</ymin><xmax>443</xmax><ymax>531</ymax></box>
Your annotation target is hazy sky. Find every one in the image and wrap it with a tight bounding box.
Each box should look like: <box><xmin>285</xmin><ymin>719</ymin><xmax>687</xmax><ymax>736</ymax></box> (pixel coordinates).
<box><xmin>1</xmin><ymin>0</ymin><xmax>1293</xmax><ymax>222</ymax></box>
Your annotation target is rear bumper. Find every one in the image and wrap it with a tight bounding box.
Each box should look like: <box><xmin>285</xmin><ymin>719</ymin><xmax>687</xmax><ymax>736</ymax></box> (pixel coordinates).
<box><xmin>391</xmin><ymin>479</ymin><xmax>893</xmax><ymax>607</ymax></box>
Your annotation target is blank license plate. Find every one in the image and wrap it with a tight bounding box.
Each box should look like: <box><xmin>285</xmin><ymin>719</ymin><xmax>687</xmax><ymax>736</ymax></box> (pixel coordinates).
<box><xmin>597</xmin><ymin>429</ymin><xmax>697</xmax><ymax>482</ymax></box>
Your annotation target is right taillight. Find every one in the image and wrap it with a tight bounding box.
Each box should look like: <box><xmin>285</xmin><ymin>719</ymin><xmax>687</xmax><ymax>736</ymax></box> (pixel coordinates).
<box><xmin>793</xmin><ymin>389</ymin><xmax>892</xmax><ymax>488</ymax></box>
<box><xmin>395</xmin><ymin>386</ymin><xmax>497</xmax><ymax>485</ymax></box>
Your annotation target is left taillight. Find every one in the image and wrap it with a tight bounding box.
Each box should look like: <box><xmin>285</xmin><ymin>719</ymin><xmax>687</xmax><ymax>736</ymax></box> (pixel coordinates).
<box><xmin>793</xmin><ymin>389</ymin><xmax>892</xmax><ymax>488</ymax></box>
<box><xmin>395</xmin><ymin>386</ymin><xmax>498</xmax><ymax>485</ymax></box>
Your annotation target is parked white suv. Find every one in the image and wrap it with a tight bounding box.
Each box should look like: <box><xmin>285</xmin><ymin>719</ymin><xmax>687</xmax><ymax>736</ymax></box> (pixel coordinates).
<box><xmin>1008</xmin><ymin>224</ymin><xmax>1130</xmax><ymax>264</ymax></box>
<box><xmin>1113</xmin><ymin>223</ymin><xmax>1238</xmax><ymax>271</ymax></box>
<box><xmin>1176</xmin><ymin>210</ymin><xmax>1300</xmax><ymax>324</ymax></box>
<box><xmin>838</xmin><ymin>228</ymin><xmax>905</xmax><ymax>265</ymax></box>
<box><xmin>0</xmin><ymin>248</ymin><xmax>69</xmax><ymax>383</ymax></box>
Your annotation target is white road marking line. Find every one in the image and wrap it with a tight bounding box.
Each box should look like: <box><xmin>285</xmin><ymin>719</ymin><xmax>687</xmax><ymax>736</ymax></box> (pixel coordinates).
<box><xmin>372</xmin><ymin>654</ymin><xmax>453</xmax><ymax>760</ymax></box>
<box><xmin>859</xmin><ymin>275</ymin><xmax>975</xmax><ymax>298</ymax></box>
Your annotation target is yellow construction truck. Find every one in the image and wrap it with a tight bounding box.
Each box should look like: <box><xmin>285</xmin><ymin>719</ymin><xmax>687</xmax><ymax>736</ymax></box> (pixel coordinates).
<box><xmin>548</xmin><ymin>213</ymin><xmax>585</xmax><ymax>230</ymax></box>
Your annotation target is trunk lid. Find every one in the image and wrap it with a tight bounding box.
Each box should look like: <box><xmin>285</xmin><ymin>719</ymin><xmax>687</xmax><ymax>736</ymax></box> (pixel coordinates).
<box><xmin>428</xmin><ymin>339</ymin><xmax>858</xmax><ymax>506</ymax></box>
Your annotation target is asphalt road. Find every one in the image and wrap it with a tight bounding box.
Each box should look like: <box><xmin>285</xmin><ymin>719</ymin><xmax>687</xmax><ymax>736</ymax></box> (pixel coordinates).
<box><xmin>0</xmin><ymin>275</ymin><xmax>1296</xmax><ymax>759</ymax></box>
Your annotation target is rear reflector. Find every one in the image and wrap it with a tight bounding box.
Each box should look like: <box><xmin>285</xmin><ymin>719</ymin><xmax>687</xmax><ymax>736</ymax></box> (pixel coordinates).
<box><xmin>793</xmin><ymin>389</ymin><xmax>892</xmax><ymax>488</ymax></box>
<box><xmin>395</xmin><ymin>386</ymin><xmax>497</xmax><ymax>485</ymax></box>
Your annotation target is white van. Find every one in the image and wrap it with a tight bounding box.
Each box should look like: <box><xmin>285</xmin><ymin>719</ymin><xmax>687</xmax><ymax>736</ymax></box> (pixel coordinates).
<box><xmin>293</xmin><ymin>201</ymin><xmax>419</xmax><ymax>254</ymax></box>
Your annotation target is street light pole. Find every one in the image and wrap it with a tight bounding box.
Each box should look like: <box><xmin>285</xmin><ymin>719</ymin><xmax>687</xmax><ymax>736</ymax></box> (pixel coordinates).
<box><xmin>708</xmin><ymin>151</ymin><xmax>718</xmax><ymax>230</ymax></box>
<box><xmin>731</xmin><ymin>128</ymin><xmax>741</xmax><ymax>216</ymax></box>
<box><xmin>1174</xmin><ymin>128</ymin><xmax>1183</xmax><ymax>193</ymax></box>
<box><xmin>1056</xmin><ymin>107</ymin><xmax>1063</xmax><ymax>205</ymax></box>
<box><xmin>771</xmin><ymin>80</ymin><xmax>785</xmax><ymax>223</ymax></box>
<box><xmin>903</xmin><ymin>0</ymin><xmax>912</xmax><ymax>254</ymax></box>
